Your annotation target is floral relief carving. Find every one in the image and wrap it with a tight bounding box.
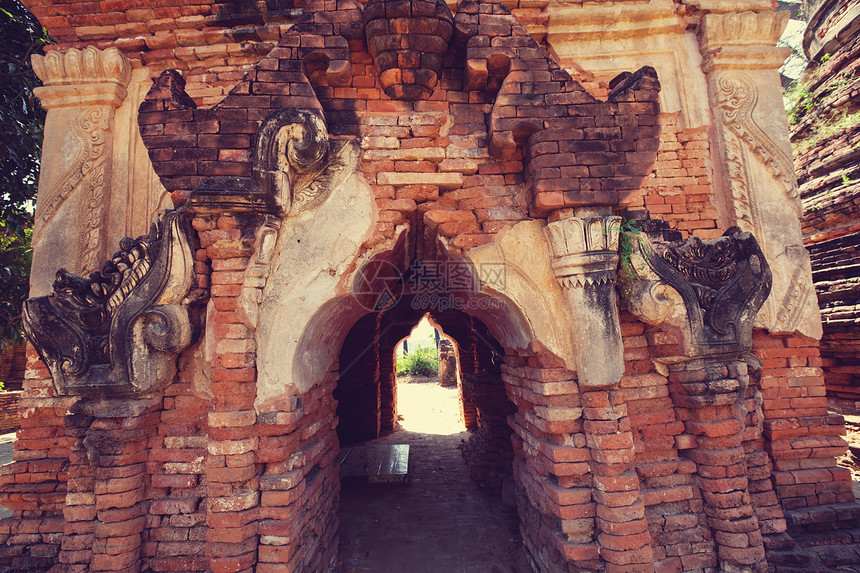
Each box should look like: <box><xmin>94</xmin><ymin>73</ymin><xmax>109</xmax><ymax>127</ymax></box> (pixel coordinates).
<box><xmin>33</xmin><ymin>108</ymin><xmax>111</xmax><ymax>262</ymax></box>
<box><xmin>253</xmin><ymin>108</ymin><xmax>358</xmax><ymax>217</ymax></box>
<box><xmin>713</xmin><ymin>72</ymin><xmax>800</xmax><ymax>213</ymax></box>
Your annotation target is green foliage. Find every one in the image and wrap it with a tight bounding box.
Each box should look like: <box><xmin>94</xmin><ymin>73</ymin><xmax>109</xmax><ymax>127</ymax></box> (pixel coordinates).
<box><xmin>396</xmin><ymin>346</ymin><xmax>439</xmax><ymax>377</ymax></box>
<box><xmin>0</xmin><ymin>0</ymin><xmax>50</xmax><ymax>345</ymax></box>
<box><xmin>617</xmin><ymin>219</ymin><xmax>643</xmax><ymax>282</ymax></box>
<box><xmin>0</xmin><ymin>227</ymin><xmax>31</xmax><ymax>347</ymax></box>
<box><xmin>842</xmin><ymin>173</ymin><xmax>853</xmax><ymax>187</ymax></box>
<box><xmin>784</xmin><ymin>80</ymin><xmax>815</xmax><ymax>124</ymax></box>
<box><xmin>792</xmin><ymin>110</ymin><xmax>860</xmax><ymax>153</ymax></box>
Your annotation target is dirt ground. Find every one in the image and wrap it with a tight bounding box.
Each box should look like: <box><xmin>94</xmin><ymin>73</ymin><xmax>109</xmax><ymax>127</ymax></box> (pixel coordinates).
<box><xmin>334</xmin><ymin>380</ymin><xmax>529</xmax><ymax>573</ymax></box>
<box><xmin>836</xmin><ymin>413</ymin><xmax>860</xmax><ymax>500</ymax></box>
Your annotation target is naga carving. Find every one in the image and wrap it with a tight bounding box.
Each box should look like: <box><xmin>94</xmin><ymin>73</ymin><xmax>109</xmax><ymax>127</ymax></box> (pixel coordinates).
<box><xmin>23</xmin><ymin>211</ymin><xmax>196</xmax><ymax>396</ymax></box>
<box><xmin>624</xmin><ymin>226</ymin><xmax>772</xmax><ymax>357</ymax></box>
<box><xmin>253</xmin><ymin>108</ymin><xmax>357</xmax><ymax>216</ymax></box>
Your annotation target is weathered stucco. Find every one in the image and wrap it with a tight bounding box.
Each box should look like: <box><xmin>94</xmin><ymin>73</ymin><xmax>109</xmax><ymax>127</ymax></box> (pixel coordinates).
<box><xmin>4</xmin><ymin>0</ymin><xmax>857</xmax><ymax>572</ymax></box>
<box><xmin>256</xmin><ymin>142</ymin><xmax>377</xmax><ymax>398</ymax></box>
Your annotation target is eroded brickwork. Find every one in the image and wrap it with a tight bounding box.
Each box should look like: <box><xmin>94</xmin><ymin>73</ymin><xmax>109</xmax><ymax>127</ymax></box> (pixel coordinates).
<box><xmin>794</xmin><ymin>11</ymin><xmax>860</xmax><ymax>401</ymax></box>
<box><xmin>3</xmin><ymin>0</ymin><xmax>858</xmax><ymax>572</ymax></box>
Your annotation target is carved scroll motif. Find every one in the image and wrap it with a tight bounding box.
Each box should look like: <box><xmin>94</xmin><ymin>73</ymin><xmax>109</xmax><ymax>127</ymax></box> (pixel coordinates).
<box><xmin>23</xmin><ymin>211</ymin><xmax>196</xmax><ymax>396</ymax></box>
<box><xmin>713</xmin><ymin>72</ymin><xmax>801</xmax><ymax>214</ymax></box>
<box><xmin>33</xmin><ymin>108</ymin><xmax>112</xmax><ymax>274</ymax></box>
<box><xmin>253</xmin><ymin>108</ymin><xmax>354</xmax><ymax>216</ymax></box>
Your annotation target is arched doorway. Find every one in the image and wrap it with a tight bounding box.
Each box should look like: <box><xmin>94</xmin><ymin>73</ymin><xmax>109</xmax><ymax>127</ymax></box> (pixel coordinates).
<box><xmin>331</xmin><ymin>253</ymin><xmax>528</xmax><ymax>570</ymax></box>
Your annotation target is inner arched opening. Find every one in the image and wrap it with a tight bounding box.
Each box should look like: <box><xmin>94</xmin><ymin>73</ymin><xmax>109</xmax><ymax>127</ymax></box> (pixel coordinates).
<box><xmin>393</xmin><ymin>316</ymin><xmax>465</xmax><ymax>436</ymax></box>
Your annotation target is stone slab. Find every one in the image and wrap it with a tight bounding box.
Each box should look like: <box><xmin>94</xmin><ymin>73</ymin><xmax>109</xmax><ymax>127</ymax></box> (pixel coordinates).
<box><xmin>337</xmin><ymin>444</ymin><xmax>410</xmax><ymax>484</ymax></box>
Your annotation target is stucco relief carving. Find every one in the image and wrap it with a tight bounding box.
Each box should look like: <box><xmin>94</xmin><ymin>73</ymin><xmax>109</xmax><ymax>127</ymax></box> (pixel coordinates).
<box><xmin>33</xmin><ymin>108</ymin><xmax>111</xmax><ymax>271</ymax></box>
<box><xmin>30</xmin><ymin>47</ymin><xmax>132</xmax><ymax>295</ymax></box>
<box><xmin>22</xmin><ymin>211</ymin><xmax>196</xmax><ymax>396</ymax></box>
<box><xmin>253</xmin><ymin>108</ymin><xmax>354</xmax><ymax>216</ymax></box>
<box><xmin>699</xmin><ymin>10</ymin><xmax>822</xmax><ymax>339</ymax></box>
<box><xmin>544</xmin><ymin>215</ymin><xmax>621</xmax><ymax>289</ymax></box>
<box><xmin>713</xmin><ymin>72</ymin><xmax>800</xmax><ymax>214</ymax></box>
<box><xmin>624</xmin><ymin>228</ymin><xmax>772</xmax><ymax>357</ymax></box>
<box><xmin>239</xmin><ymin>217</ymin><xmax>281</xmax><ymax>330</ymax></box>
<box><xmin>545</xmin><ymin>213</ymin><xmax>624</xmax><ymax>388</ymax></box>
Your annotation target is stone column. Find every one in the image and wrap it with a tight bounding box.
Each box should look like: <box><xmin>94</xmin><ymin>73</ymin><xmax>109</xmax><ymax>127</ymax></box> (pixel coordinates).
<box><xmin>698</xmin><ymin>10</ymin><xmax>821</xmax><ymax>340</ymax></box>
<box><xmin>30</xmin><ymin>47</ymin><xmax>131</xmax><ymax>296</ymax></box>
<box><xmin>544</xmin><ymin>209</ymin><xmax>624</xmax><ymax>389</ymax></box>
<box><xmin>545</xmin><ymin>209</ymin><xmax>655</xmax><ymax>572</ymax></box>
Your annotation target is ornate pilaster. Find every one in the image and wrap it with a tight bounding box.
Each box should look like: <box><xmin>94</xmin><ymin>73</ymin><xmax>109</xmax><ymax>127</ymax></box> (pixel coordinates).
<box><xmin>624</xmin><ymin>227</ymin><xmax>776</xmax><ymax>573</ymax></box>
<box><xmin>698</xmin><ymin>11</ymin><xmax>822</xmax><ymax>339</ymax></box>
<box><xmin>545</xmin><ymin>210</ymin><xmax>655</xmax><ymax>571</ymax></box>
<box><xmin>29</xmin><ymin>47</ymin><xmax>131</xmax><ymax>296</ymax></box>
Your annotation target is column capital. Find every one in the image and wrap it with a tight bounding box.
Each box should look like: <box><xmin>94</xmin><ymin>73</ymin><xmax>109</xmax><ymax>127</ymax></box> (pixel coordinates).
<box><xmin>32</xmin><ymin>46</ymin><xmax>131</xmax><ymax>109</ymax></box>
<box><xmin>544</xmin><ymin>213</ymin><xmax>621</xmax><ymax>289</ymax></box>
<box><xmin>698</xmin><ymin>11</ymin><xmax>792</xmax><ymax>72</ymax></box>
<box><xmin>544</xmin><ymin>211</ymin><xmax>625</xmax><ymax>388</ymax></box>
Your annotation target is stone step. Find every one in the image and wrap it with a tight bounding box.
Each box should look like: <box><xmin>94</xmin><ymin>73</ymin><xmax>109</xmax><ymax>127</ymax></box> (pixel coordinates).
<box><xmin>785</xmin><ymin>502</ymin><xmax>860</xmax><ymax>535</ymax></box>
<box><xmin>771</xmin><ymin>543</ymin><xmax>860</xmax><ymax>572</ymax></box>
<box><xmin>791</xmin><ymin>527</ymin><xmax>860</xmax><ymax>548</ymax></box>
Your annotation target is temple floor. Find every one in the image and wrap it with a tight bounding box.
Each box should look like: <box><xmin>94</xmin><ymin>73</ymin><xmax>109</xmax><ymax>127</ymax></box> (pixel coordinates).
<box><xmin>335</xmin><ymin>382</ymin><xmax>526</xmax><ymax>573</ymax></box>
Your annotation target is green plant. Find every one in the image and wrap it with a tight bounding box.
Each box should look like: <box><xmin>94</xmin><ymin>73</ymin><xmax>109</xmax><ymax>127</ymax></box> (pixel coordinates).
<box><xmin>792</xmin><ymin>110</ymin><xmax>860</xmax><ymax>153</ymax></box>
<box><xmin>396</xmin><ymin>345</ymin><xmax>439</xmax><ymax>376</ymax></box>
<box><xmin>821</xmin><ymin>53</ymin><xmax>832</xmax><ymax>63</ymax></box>
<box><xmin>841</xmin><ymin>173</ymin><xmax>853</xmax><ymax>187</ymax></box>
<box><xmin>784</xmin><ymin>80</ymin><xmax>815</xmax><ymax>124</ymax></box>
<box><xmin>0</xmin><ymin>0</ymin><xmax>50</xmax><ymax>347</ymax></box>
<box><xmin>0</xmin><ymin>226</ymin><xmax>32</xmax><ymax>347</ymax></box>
<box><xmin>617</xmin><ymin>219</ymin><xmax>643</xmax><ymax>282</ymax></box>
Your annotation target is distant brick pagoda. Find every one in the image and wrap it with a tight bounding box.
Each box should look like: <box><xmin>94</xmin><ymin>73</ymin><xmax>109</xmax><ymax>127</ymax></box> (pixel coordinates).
<box><xmin>2</xmin><ymin>0</ymin><xmax>859</xmax><ymax>572</ymax></box>
<box><xmin>793</xmin><ymin>0</ymin><xmax>860</xmax><ymax>404</ymax></box>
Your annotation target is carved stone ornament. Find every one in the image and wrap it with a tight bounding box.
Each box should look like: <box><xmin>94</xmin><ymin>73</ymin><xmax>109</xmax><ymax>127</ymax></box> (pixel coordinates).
<box><xmin>252</xmin><ymin>108</ymin><xmax>355</xmax><ymax>216</ymax></box>
<box><xmin>545</xmin><ymin>214</ymin><xmax>625</xmax><ymax>388</ymax></box>
<box><xmin>23</xmin><ymin>211</ymin><xmax>196</xmax><ymax>396</ymax></box>
<box><xmin>544</xmin><ymin>215</ymin><xmax>621</xmax><ymax>288</ymax></box>
<box><xmin>712</xmin><ymin>72</ymin><xmax>800</xmax><ymax>218</ymax></box>
<box><xmin>624</xmin><ymin>227</ymin><xmax>772</xmax><ymax>357</ymax></box>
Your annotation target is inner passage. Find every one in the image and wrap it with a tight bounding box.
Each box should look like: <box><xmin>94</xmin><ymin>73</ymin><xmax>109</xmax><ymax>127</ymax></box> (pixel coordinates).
<box><xmin>335</xmin><ymin>315</ymin><xmax>526</xmax><ymax>572</ymax></box>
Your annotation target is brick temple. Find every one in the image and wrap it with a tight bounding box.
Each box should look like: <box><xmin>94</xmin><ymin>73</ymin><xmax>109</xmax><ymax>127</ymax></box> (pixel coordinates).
<box><xmin>2</xmin><ymin>0</ymin><xmax>859</xmax><ymax>572</ymax></box>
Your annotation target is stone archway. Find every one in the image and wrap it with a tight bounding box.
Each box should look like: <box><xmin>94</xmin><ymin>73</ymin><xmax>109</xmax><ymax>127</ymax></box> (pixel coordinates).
<box><xmin>286</xmin><ymin>244</ymin><xmax>543</xmax><ymax>568</ymax></box>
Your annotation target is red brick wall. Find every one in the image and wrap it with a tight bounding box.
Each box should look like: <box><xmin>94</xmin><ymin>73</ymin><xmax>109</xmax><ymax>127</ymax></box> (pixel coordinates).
<box><xmin>793</xmin><ymin>26</ymin><xmax>860</xmax><ymax>400</ymax></box>
<box><xmin>2</xmin><ymin>0</ymin><xmax>854</xmax><ymax>571</ymax></box>
<box><xmin>0</xmin><ymin>344</ymin><xmax>27</xmax><ymax>392</ymax></box>
<box><xmin>0</xmin><ymin>392</ymin><xmax>21</xmax><ymax>434</ymax></box>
